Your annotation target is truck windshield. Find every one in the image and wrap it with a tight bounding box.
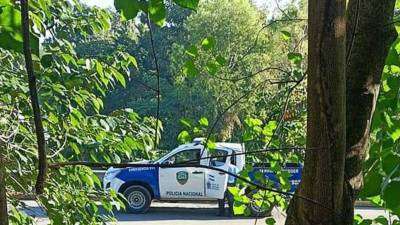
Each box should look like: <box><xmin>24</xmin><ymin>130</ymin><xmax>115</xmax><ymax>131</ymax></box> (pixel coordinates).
<box><xmin>164</xmin><ymin>149</ymin><xmax>200</xmax><ymax>165</ymax></box>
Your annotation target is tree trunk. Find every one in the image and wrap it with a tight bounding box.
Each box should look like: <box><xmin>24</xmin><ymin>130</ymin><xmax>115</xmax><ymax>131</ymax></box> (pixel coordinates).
<box><xmin>343</xmin><ymin>0</ymin><xmax>397</xmax><ymax>224</ymax></box>
<box><xmin>285</xmin><ymin>0</ymin><xmax>347</xmax><ymax>224</ymax></box>
<box><xmin>285</xmin><ymin>0</ymin><xmax>397</xmax><ymax>224</ymax></box>
<box><xmin>20</xmin><ymin>0</ymin><xmax>47</xmax><ymax>195</ymax></box>
<box><xmin>0</xmin><ymin>153</ymin><xmax>9</xmax><ymax>225</ymax></box>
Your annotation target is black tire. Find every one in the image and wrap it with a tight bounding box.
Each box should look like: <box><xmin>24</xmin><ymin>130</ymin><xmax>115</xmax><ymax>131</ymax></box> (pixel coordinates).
<box><xmin>247</xmin><ymin>189</ymin><xmax>272</xmax><ymax>217</ymax></box>
<box><xmin>122</xmin><ymin>185</ymin><xmax>152</xmax><ymax>213</ymax></box>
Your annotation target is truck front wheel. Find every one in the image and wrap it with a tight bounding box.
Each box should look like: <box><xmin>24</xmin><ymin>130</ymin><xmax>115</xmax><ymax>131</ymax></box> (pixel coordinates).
<box><xmin>123</xmin><ymin>185</ymin><xmax>152</xmax><ymax>213</ymax></box>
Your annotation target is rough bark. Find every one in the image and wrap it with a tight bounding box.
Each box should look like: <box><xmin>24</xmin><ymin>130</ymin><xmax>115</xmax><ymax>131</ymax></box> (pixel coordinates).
<box><xmin>285</xmin><ymin>0</ymin><xmax>397</xmax><ymax>224</ymax></box>
<box><xmin>0</xmin><ymin>154</ymin><xmax>8</xmax><ymax>225</ymax></box>
<box><xmin>285</xmin><ymin>0</ymin><xmax>347</xmax><ymax>224</ymax></box>
<box><xmin>21</xmin><ymin>0</ymin><xmax>47</xmax><ymax>195</ymax></box>
<box><xmin>343</xmin><ymin>0</ymin><xmax>397</xmax><ymax>224</ymax></box>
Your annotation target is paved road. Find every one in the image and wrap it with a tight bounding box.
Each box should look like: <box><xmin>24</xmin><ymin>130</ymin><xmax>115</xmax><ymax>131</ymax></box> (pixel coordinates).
<box><xmin>24</xmin><ymin>201</ymin><xmax>391</xmax><ymax>225</ymax></box>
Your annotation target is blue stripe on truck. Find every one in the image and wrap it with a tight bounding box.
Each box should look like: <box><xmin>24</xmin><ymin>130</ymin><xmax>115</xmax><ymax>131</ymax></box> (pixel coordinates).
<box><xmin>116</xmin><ymin>166</ymin><xmax>161</xmax><ymax>199</ymax></box>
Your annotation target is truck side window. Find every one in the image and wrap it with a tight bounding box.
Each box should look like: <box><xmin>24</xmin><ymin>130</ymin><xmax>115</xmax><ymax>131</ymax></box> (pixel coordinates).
<box><xmin>165</xmin><ymin>149</ymin><xmax>200</xmax><ymax>165</ymax></box>
<box><xmin>209</xmin><ymin>150</ymin><xmax>228</xmax><ymax>167</ymax></box>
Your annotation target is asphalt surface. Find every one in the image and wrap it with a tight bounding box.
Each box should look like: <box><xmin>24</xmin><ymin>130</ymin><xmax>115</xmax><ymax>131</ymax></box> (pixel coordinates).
<box><xmin>22</xmin><ymin>201</ymin><xmax>391</xmax><ymax>225</ymax></box>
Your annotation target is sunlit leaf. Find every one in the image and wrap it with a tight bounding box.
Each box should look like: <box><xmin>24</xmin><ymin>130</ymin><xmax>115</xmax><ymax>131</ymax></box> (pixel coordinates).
<box><xmin>280</xmin><ymin>30</ymin><xmax>291</xmax><ymax>41</ymax></box>
<box><xmin>177</xmin><ymin>130</ymin><xmax>191</xmax><ymax>143</ymax></box>
<box><xmin>201</xmin><ymin>37</ymin><xmax>215</xmax><ymax>50</ymax></box>
<box><xmin>199</xmin><ymin>117</ymin><xmax>208</xmax><ymax>127</ymax></box>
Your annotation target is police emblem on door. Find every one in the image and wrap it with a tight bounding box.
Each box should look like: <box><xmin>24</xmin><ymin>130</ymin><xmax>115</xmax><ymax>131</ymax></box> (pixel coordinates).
<box><xmin>176</xmin><ymin>171</ymin><xmax>189</xmax><ymax>185</ymax></box>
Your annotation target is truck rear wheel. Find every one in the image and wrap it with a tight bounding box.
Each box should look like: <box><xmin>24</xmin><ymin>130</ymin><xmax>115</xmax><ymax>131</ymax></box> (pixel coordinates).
<box><xmin>247</xmin><ymin>190</ymin><xmax>272</xmax><ymax>217</ymax></box>
<box><xmin>123</xmin><ymin>185</ymin><xmax>152</xmax><ymax>213</ymax></box>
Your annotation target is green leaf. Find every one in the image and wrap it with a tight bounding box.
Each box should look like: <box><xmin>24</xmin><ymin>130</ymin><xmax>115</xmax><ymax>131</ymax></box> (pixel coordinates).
<box><xmin>390</xmin><ymin>128</ymin><xmax>400</xmax><ymax>141</ymax></box>
<box><xmin>0</xmin><ymin>5</ymin><xmax>39</xmax><ymax>55</ymax></box>
<box><xmin>69</xmin><ymin>142</ymin><xmax>80</xmax><ymax>155</ymax></box>
<box><xmin>233</xmin><ymin>201</ymin><xmax>246</xmax><ymax>215</ymax></box>
<box><xmin>265</xmin><ymin>218</ymin><xmax>276</xmax><ymax>225</ymax></box>
<box><xmin>228</xmin><ymin>186</ymin><xmax>240</xmax><ymax>196</ymax></box>
<box><xmin>92</xmin><ymin>173</ymin><xmax>102</xmax><ymax>187</ymax></box>
<box><xmin>40</xmin><ymin>54</ymin><xmax>52</xmax><ymax>68</ymax></box>
<box><xmin>386</xmin><ymin>42</ymin><xmax>400</xmax><ymax>67</ymax></box>
<box><xmin>216</xmin><ymin>55</ymin><xmax>226</xmax><ymax>66</ymax></box>
<box><xmin>280</xmin><ymin>30</ymin><xmax>291</xmax><ymax>41</ymax></box>
<box><xmin>201</xmin><ymin>37</ymin><xmax>215</xmax><ymax>50</ymax></box>
<box><xmin>287</xmin><ymin>52</ymin><xmax>303</xmax><ymax>64</ymax></box>
<box><xmin>128</xmin><ymin>55</ymin><xmax>138</xmax><ymax>68</ymax></box>
<box><xmin>383</xmin><ymin>112</ymin><xmax>394</xmax><ymax>128</ymax></box>
<box><xmin>111</xmin><ymin>67</ymin><xmax>126</xmax><ymax>87</ymax></box>
<box><xmin>173</xmin><ymin>0</ymin><xmax>199</xmax><ymax>10</ymax></box>
<box><xmin>245</xmin><ymin>118</ymin><xmax>263</xmax><ymax>127</ymax></box>
<box><xmin>149</xmin><ymin>0</ymin><xmax>166</xmax><ymax>26</ymax></box>
<box><xmin>360</xmin><ymin>171</ymin><xmax>382</xmax><ymax>198</ymax></box>
<box><xmin>177</xmin><ymin>130</ymin><xmax>191</xmax><ymax>143</ymax></box>
<box><xmin>96</xmin><ymin>61</ymin><xmax>104</xmax><ymax>77</ymax></box>
<box><xmin>182</xmin><ymin>60</ymin><xmax>199</xmax><ymax>77</ymax></box>
<box><xmin>382</xmin><ymin>181</ymin><xmax>400</xmax><ymax>214</ymax></box>
<box><xmin>206</xmin><ymin>62</ymin><xmax>218</xmax><ymax>76</ymax></box>
<box><xmin>199</xmin><ymin>117</ymin><xmax>208</xmax><ymax>127</ymax></box>
<box><xmin>179</xmin><ymin>118</ymin><xmax>192</xmax><ymax>128</ymax></box>
<box><xmin>206</xmin><ymin>139</ymin><xmax>216</xmax><ymax>150</ymax></box>
<box><xmin>185</xmin><ymin>45</ymin><xmax>198</xmax><ymax>58</ymax></box>
<box><xmin>373</xmin><ymin>216</ymin><xmax>388</xmax><ymax>225</ymax></box>
<box><xmin>124</xmin><ymin>136</ymin><xmax>136</xmax><ymax>149</ymax></box>
<box><xmin>83</xmin><ymin>174</ymin><xmax>94</xmax><ymax>187</ymax></box>
<box><xmin>114</xmin><ymin>0</ymin><xmax>140</xmax><ymax>20</ymax></box>
<box><xmin>382</xmin><ymin>153</ymin><xmax>400</xmax><ymax>177</ymax></box>
<box><xmin>242</xmin><ymin>131</ymin><xmax>253</xmax><ymax>142</ymax></box>
<box><xmin>262</xmin><ymin>120</ymin><xmax>277</xmax><ymax>137</ymax></box>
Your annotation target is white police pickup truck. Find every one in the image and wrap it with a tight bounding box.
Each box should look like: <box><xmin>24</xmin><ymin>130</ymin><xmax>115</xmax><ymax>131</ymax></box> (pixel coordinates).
<box><xmin>103</xmin><ymin>138</ymin><xmax>302</xmax><ymax>215</ymax></box>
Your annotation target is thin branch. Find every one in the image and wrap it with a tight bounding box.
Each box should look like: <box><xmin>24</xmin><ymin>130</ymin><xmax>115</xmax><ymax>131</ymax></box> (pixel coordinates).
<box><xmin>212</xmin><ymin>66</ymin><xmax>291</xmax><ymax>82</ymax></box>
<box><xmin>200</xmin><ymin>74</ymin><xmax>305</xmax><ymax>158</ymax></box>
<box><xmin>229</xmin><ymin>18</ymin><xmax>307</xmax><ymax>70</ymax></box>
<box><xmin>21</xmin><ymin>0</ymin><xmax>47</xmax><ymax>195</ymax></box>
<box><xmin>130</xmin><ymin>77</ymin><xmax>158</xmax><ymax>92</ymax></box>
<box><xmin>47</xmin><ymin>133</ymin><xmax>68</xmax><ymax>159</ymax></box>
<box><xmin>275</xmin><ymin>0</ymin><xmax>291</xmax><ymax>19</ymax></box>
<box><xmin>146</xmin><ymin>15</ymin><xmax>161</xmax><ymax>150</ymax></box>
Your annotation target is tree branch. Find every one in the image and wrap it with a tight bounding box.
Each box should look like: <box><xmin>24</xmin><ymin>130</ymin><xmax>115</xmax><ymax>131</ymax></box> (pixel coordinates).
<box><xmin>146</xmin><ymin>15</ymin><xmax>161</xmax><ymax>150</ymax></box>
<box><xmin>213</xmin><ymin>66</ymin><xmax>291</xmax><ymax>82</ymax></box>
<box><xmin>21</xmin><ymin>0</ymin><xmax>47</xmax><ymax>195</ymax></box>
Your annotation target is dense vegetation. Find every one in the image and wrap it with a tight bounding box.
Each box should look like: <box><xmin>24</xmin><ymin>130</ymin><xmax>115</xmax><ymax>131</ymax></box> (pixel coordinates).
<box><xmin>0</xmin><ymin>0</ymin><xmax>399</xmax><ymax>224</ymax></box>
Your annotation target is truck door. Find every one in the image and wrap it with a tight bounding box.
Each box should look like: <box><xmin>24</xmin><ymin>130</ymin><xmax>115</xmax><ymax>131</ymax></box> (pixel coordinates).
<box><xmin>159</xmin><ymin>149</ymin><xmax>206</xmax><ymax>199</ymax></box>
<box><xmin>205</xmin><ymin>149</ymin><xmax>229</xmax><ymax>199</ymax></box>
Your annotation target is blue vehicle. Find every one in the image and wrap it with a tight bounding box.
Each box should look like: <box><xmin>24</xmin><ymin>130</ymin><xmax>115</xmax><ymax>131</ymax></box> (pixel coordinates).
<box><xmin>103</xmin><ymin>138</ymin><xmax>302</xmax><ymax>215</ymax></box>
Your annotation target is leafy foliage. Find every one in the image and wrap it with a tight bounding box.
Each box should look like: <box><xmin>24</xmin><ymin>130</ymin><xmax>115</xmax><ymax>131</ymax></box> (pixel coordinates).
<box><xmin>0</xmin><ymin>0</ymin><xmax>160</xmax><ymax>223</ymax></box>
<box><xmin>358</xmin><ymin>14</ymin><xmax>400</xmax><ymax>223</ymax></box>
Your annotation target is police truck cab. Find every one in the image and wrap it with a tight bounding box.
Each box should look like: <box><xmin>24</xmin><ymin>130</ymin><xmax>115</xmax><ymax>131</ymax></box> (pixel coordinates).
<box><xmin>103</xmin><ymin>138</ymin><xmax>302</xmax><ymax>215</ymax></box>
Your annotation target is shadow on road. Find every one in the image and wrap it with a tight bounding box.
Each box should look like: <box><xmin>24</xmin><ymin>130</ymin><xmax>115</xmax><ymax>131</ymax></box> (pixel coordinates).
<box><xmin>114</xmin><ymin>206</ymin><xmax>266</xmax><ymax>222</ymax></box>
